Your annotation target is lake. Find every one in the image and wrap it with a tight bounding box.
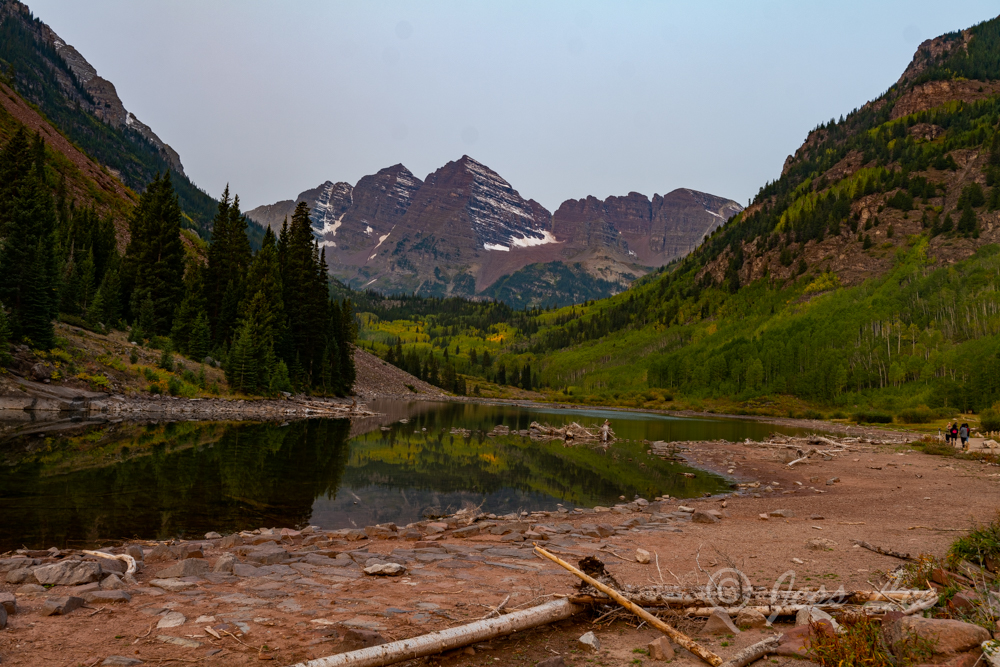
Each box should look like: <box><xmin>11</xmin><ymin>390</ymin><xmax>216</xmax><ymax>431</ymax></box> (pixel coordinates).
<box><xmin>0</xmin><ymin>400</ymin><xmax>818</xmax><ymax>551</ymax></box>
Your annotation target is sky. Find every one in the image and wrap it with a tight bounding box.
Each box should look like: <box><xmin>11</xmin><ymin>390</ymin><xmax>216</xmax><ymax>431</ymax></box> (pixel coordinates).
<box><xmin>25</xmin><ymin>1</ymin><xmax>1000</xmax><ymax>212</ymax></box>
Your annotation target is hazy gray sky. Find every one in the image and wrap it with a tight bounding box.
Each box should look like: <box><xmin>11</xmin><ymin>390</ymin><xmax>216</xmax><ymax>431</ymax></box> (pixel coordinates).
<box><xmin>26</xmin><ymin>1</ymin><xmax>1000</xmax><ymax>211</ymax></box>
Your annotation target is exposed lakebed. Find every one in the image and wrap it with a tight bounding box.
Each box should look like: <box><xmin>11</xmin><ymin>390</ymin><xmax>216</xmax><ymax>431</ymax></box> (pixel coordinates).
<box><xmin>0</xmin><ymin>400</ymin><xmax>820</xmax><ymax>550</ymax></box>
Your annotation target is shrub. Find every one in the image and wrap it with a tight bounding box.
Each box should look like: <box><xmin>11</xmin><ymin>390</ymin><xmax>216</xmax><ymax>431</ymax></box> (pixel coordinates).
<box><xmin>852</xmin><ymin>411</ymin><xmax>892</xmax><ymax>424</ymax></box>
<box><xmin>129</xmin><ymin>348</ymin><xmax>139</xmax><ymax>364</ymax></box>
<box><xmin>142</xmin><ymin>367</ymin><xmax>159</xmax><ymax>382</ymax></box>
<box><xmin>802</xmin><ymin>409</ymin><xmax>824</xmax><ymax>420</ymax></box>
<box><xmin>948</xmin><ymin>512</ymin><xmax>1000</xmax><ymax>571</ymax></box>
<box><xmin>158</xmin><ymin>345</ymin><xmax>174</xmax><ymax>372</ymax></box>
<box><xmin>981</xmin><ymin>408</ymin><xmax>1000</xmax><ymax>433</ymax></box>
<box><xmin>148</xmin><ymin>383</ymin><xmax>161</xmax><ymax>394</ymax></box>
<box><xmin>167</xmin><ymin>376</ymin><xmax>182</xmax><ymax>396</ymax></box>
<box><xmin>808</xmin><ymin>614</ymin><xmax>934</xmax><ymax>667</ymax></box>
<box><xmin>897</xmin><ymin>406</ymin><xmax>934</xmax><ymax>424</ymax></box>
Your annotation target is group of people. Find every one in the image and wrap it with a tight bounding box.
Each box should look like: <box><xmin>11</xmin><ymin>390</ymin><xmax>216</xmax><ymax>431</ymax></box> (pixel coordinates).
<box><xmin>945</xmin><ymin>422</ymin><xmax>971</xmax><ymax>449</ymax></box>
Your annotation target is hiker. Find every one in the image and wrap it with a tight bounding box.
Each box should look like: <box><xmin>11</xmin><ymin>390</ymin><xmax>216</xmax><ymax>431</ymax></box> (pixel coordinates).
<box><xmin>960</xmin><ymin>423</ymin><xmax>970</xmax><ymax>450</ymax></box>
<box><xmin>948</xmin><ymin>422</ymin><xmax>959</xmax><ymax>446</ymax></box>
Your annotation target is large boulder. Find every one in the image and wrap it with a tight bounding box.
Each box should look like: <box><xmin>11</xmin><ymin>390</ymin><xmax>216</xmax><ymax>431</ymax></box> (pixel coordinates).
<box><xmin>703</xmin><ymin>608</ymin><xmax>740</xmax><ymax>634</ymax></box>
<box><xmin>33</xmin><ymin>561</ymin><xmax>102</xmax><ymax>586</ymax></box>
<box><xmin>884</xmin><ymin>616</ymin><xmax>991</xmax><ymax>656</ymax></box>
<box><xmin>40</xmin><ymin>596</ymin><xmax>85</xmax><ymax>616</ymax></box>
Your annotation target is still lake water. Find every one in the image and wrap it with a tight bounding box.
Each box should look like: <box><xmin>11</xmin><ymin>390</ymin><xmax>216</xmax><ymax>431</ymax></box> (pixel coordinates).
<box><xmin>0</xmin><ymin>401</ymin><xmax>819</xmax><ymax>550</ymax></box>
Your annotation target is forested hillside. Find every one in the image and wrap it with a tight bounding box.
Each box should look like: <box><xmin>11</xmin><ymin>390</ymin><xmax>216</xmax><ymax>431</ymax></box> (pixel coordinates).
<box><xmin>356</xmin><ymin>14</ymin><xmax>1000</xmax><ymax>423</ymax></box>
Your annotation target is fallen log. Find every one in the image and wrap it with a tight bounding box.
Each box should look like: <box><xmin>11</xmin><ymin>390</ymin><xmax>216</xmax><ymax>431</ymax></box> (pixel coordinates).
<box><xmin>290</xmin><ymin>598</ymin><xmax>584</xmax><ymax>667</ymax></box>
<box><xmin>534</xmin><ymin>545</ymin><xmax>722</xmax><ymax>666</ymax></box>
<box><xmin>719</xmin><ymin>637</ymin><xmax>780</xmax><ymax>667</ymax></box>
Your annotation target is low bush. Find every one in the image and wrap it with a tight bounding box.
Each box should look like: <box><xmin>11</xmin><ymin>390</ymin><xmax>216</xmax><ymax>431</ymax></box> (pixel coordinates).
<box><xmin>897</xmin><ymin>406</ymin><xmax>934</xmax><ymax>424</ymax></box>
<box><xmin>980</xmin><ymin>408</ymin><xmax>1000</xmax><ymax>433</ymax></box>
<box><xmin>949</xmin><ymin>512</ymin><xmax>1000</xmax><ymax>572</ymax></box>
<box><xmin>852</xmin><ymin>411</ymin><xmax>892</xmax><ymax>424</ymax></box>
<box><xmin>808</xmin><ymin>614</ymin><xmax>935</xmax><ymax>667</ymax></box>
<box><xmin>802</xmin><ymin>409</ymin><xmax>824</xmax><ymax>420</ymax></box>
<box><xmin>167</xmin><ymin>376</ymin><xmax>182</xmax><ymax>396</ymax></box>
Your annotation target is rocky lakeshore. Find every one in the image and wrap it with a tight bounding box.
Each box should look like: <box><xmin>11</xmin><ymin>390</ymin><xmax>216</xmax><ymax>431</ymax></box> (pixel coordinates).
<box><xmin>1</xmin><ymin>432</ymin><xmax>999</xmax><ymax>666</ymax></box>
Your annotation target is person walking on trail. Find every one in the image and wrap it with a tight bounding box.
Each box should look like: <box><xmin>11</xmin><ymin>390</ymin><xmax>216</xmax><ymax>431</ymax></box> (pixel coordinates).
<box><xmin>960</xmin><ymin>423</ymin><xmax>970</xmax><ymax>450</ymax></box>
<box><xmin>948</xmin><ymin>423</ymin><xmax>959</xmax><ymax>446</ymax></box>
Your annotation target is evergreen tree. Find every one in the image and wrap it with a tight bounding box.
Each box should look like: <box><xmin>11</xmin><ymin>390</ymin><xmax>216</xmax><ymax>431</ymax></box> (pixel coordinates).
<box><xmin>227</xmin><ymin>315</ymin><xmax>259</xmax><ymax>394</ymax></box>
<box><xmin>279</xmin><ymin>202</ymin><xmax>328</xmax><ymax>384</ymax></box>
<box><xmin>171</xmin><ymin>259</ymin><xmax>207</xmax><ymax>354</ymax></box>
<box><xmin>188</xmin><ymin>311</ymin><xmax>211</xmax><ymax>361</ymax></box>
<box><xmin>205</xmin><ymin>186</ymin><xmax>252</xmax><ymax>346</ymax></box>
<box><xmin>958</xmin><ymin>204</ymin><xmax>978</xmax><ymax>237</ymax></box>
<box><xmin>121</xmin><ymin>172</ymin><xmax>184</xmax><ymax>335</ymax></box>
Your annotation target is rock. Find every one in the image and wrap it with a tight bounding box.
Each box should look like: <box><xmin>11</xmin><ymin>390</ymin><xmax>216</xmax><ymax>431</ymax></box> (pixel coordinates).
<box><xmin>796</xmin><ymin>606</ymin><xmax>839</xmax><ymax>632</ymax></box>
<box><xmin>98</xmin><ymin>558</ymin><xmax>126</xmax><ymax>573</ymax></box>
<box><xmin>736</xmin><ymin>608</ymin><xmax>769</xmax><ymax>629</ymax></box>
<box><xmin>884</xmin><ymin>616</ymin><xmax>991</xmax><ymax>655</ymax></box>
<box><xmin>806</xmin><ymin>538</ymin><xmax>838</xmax><ymax>550</ymax></box>
<box><xmin>205</xmin><ymin>532</ymin><xmax>222</xmax><ymax>539</ymax></box>
<box><xmin>692</xmin><ymin>511</ymin><xmax>720</xmax><ymax>524</ymax></box>
<box><xmin>5</xmin><ymin>567</ymin><xmax>34</xmax><ymax>584</ymax></box>
<box><xmin>345</xmin><ymin>529</ymin><xmax>368</xmax><ymax>541</ymax></box>
<box><xmin>769</xmin><ymin>509</ymin><xmax>795</xmax><ymax>518</ymax></box>
<box><xmin>452</xmin><ymin>525</ymin><xmax>480</xmax><ymax>539</ymax></box>
<box><xmin>678</xmin><ymin>506</ymin><xmax>695</xmax><ymax>513</ymax></box>
<box><xmin>31</xmin><ymin>362</ymin><xmax>51</xmax><ymax>380</ymax></box>
<box><xmin>826</xmin><ymin>477</ymin><xmax>840</xmax><ymax>485</ymax></box>
<box><xmin>636</xmin><ymin>549</ymin><xmax>651</xmax><ymax>564</ymax></box>
<box><xmin>775</xmin><ymin>620</ymin><xmax>837</xmax><ymax>657</ymax></box>
<box><xmin>149</xmin><ymin>579</ymin><xmax>197</xmax><ymax>592</ymax></box>
<box><xmin>33</xmin><ymin>560</ymin><xmax>102</xmax><ymax>586</ymax></box>
<box><xmin>125</xmin><ymin>545</ymin><xmax>144</xmax><ymax>563</ymax></box>
<box><xmin>0</xmin><ymin>592</ymin><xmax>15</xmax><ymax>615</ymax></box>
<box><xmin>219</xmin><ymin>533</ymin><xmax>243</xmax><ymax>548</ymax></box>
<box><xmin>156</xmin><ymin>558</ymin><xmax>209</xmax><ymax>578</ymax></box>
<box><xmin>425</xmin><ymin>522</ymin><xmax>448</xmax><ymax>534</ymax></box>
<box><xmin>703</xmin><ymin>608</ymin><xmax>740</xmax><ymax>634</ymax></box>
<box><xmin>213</xmin><ymin>554</ymin><xmax>236</xmax><ymax>573</ymax></box>
<box><xmin>15</xmin><ymin>583</ymin><xmax>45</xmax><ymax>595</ymax></box>
<box><xmin>344</xmin><ymin>628</ymin><xmax>387</xmax><ymax>648</ymax></box>
<box><xmin>647</xmin><ymin>636</ymin><xmax>675</xmax><ymax>661</ymax></box>
<box><xmin>365</xmin><ymin>525</ymin><xmax>398</xmax><ymax>539</ymax></box>
<box><xmin>949</xmin><ymin>590</ymin><xmax>980</xmax><ymax>613</ymax></box>
<box><xmin>40</xmin><ymin>596</ymin><xmax>85</xmax><ymax>616</ymax></box>
<box><xmin>100</xmin><ymin>573</ymin><xmax>126</xmax><ymax>590</ymax></box>
<box><xmin>233</xmin><ymin>564</ymin><xmax>261</xmax><ymax>577</ymax></box>
<box><xmin>146</xmin><ymin>545</ymin><xmax>175</xmax><ymax>562</ymax></box>
<box><xmin>536</xmin><ymin>658</ymin><xmax>565</xmax><ymax>667</ymax></box>
<box><xmin>363</xmin><ymin>563</ymin><xmax>406</xmax><ymax>576</ymax></box>
<box><xmin>246</xmin><ymin>548</ymin><xmax>287</xmax><ymax>565</ymax></box>
<box><xmin>0</xmin><ymin>605</ymin><xmax>6</xmax><ymax>630</ymax></box>
<box><xmin>81</xmin><ymin>590</ymin><xmax>131</xmax><ymax>604</ymax></box>
<box><xmin>157</xmin><ymin>611</ymin><xmax>187</xmax><ymax>628</ymax></box>
<box><xmin>102</xmin><ymin>657</ymin><xmax>144</xmax><ymax>666</ymax></box>
<box><xmin>181</xmin><ymin>547</ymin><xmax>204</xmax><ymax>559</ymax></box>
<box><xmin>578</xmin><ymin>631</ymin><xmax>601</xmax><ymax>651</ymax></box>
<box><xmin>158</xmin><ymin>635</ymin><xmax>201</xmax><ymax>648</ymax></box>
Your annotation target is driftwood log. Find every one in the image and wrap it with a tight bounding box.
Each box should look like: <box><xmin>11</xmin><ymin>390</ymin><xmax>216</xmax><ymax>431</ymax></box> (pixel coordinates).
<box><xmin>290</xmin><ymin>598</ymin><xmax>584</xmax><ymax>667</ymax></box>
<box><xmin>852</xmin><ymin>540</ymin><xmax>915</xmax><ymax>561</ymax></box>
<box><xmin>535</xmin><ymin>545</ymin><xmax>722</xmax><ymax>666</ymax></box>
<box><xmin>719</xmin><ymin>637</ymin><xmax>781</xmax><ymax>667</ymax></box>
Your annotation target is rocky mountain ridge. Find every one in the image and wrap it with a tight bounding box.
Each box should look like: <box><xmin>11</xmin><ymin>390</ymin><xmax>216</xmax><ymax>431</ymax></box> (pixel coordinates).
<box><xmin>248</xmin><ymin>156</ymin><xmax>741</xmax><ymax>307</ymax></box>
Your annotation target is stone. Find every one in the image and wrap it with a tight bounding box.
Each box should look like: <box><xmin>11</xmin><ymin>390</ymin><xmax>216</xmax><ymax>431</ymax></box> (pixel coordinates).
<box><xmin>536</xmin><ymin>658</ymin><xmax>565</xmax><ymax>667</ymax></box>
<box><xmin>703</xmin><ymin>608</ymin><xmax>740</xmax><ymax>634</ymax></box>
<box><xmin>635</xmin><ymin>549</ymin><xmax>651</xmax><ymax>564</ymax></box>
<box><xmin>452</xmin><ymin>525</ymin><xmax>481</xmax><ymax>538</ymax></box>
<box><xmin>345</xmin><ymin>529</ymin><xmax>368</xmax><ymax>541</ymax></box>
<box><xmin>402</xmin><ymin>529</ymin><xmax>422</xmax><ymax>541</ymax></box>
<box><xmin>102</xmin><ymin>657</ymin><xmax>144</xmax><ymax>666</ymax></box>
<box><xmin>884</xmin><ymin>616</ymin><xmax>991</xmax><ymax>655</ymax></box>
<box><xmin>826</xmin><ymin>477</ymin><xmax>840</xmax><ymax>485</ymax></box>
<box><xmin>100</xmin><ymin>573</ymin><xmax>127</xmax><ymax>590</ymax></box>
<box><xmin>40</xmin><ymin>595</ymin><xmax>85</xmax><ymax>616</ymax></box>
<box><xmin>156</xmin><ymin>558</ymin><xmax>209</xmax><ymax>578</ymax></box>
<box><xmin>158</xmin><ymin>635</ymin><xmax>201</xmax><ymax>648</ymax></box>
<box><xmin>806</xmin><ymin>538</ymin><xmax>838</xmax><ymax>550</ymax></box>
<box><xmin>0</xmin><ymin>605</ymin><xmax>5</xmax><ymax>630</ymax></box>
<box><xmin>344</xmin><ymin>628</ymin><xmax>387</xmax><ymax>648</ymax></box>
<box><xmin>769</xmin><ymin>509</ymin><xmax>795</xmax><ymax>518</ymax></box>
<box><xmin>219</xmin><ymin>534</ymin><xmax>243</xmax><ymax>548</ymax></box>
<box><xmin>157</xmin><ymin>611</ymin><xmax>187</xmax><ymax>628</ymax></box>
<box><xmin>424</xmin><ymin>522</ymin><xmax>448</xmax><ymax>534</ymax></box>
<box><xmin>98</xmin><ymin>558</ymin><xmax>126</xmax><ymax>574</ymax></box>
<box><xmin>125</xmin><ymin>545</ymin><xmax>145</xmax><ymax>563</ymax></box>
<box><xmin>692</xmin><ymin>511</ymin><xmax>720</xmax><ymax>524</ymax></box>
<box><xmin>775</xmin><ymin>620</ymin><xmax>837</xmax><ymax>657</ymax></box>
<box><xmin>149</xmin><ymin>578</ymin><xmax>197</xmax><ymax>592</ymax></box>
<box><xmin>205</xmin><ymin>532</ymin><xmax>222</xmax><ymax>539</ymax></box>
<box><xmin>33</xmin><ymin>560</ymin><xmax>102</xmax><ymax>586</ymax></box>
<box><xmin>82</xmin><ymin>590</ymin><xmax>131</xmax><ymax>604</ymax></box>
<box><xmin>16</xmin><ymin>583</ymin><xmax>45</xmax><ymax>595</ymax></box>
<box><xmin>647</xmin><ymin>636</ymin><xmax>675</xmax><ymax>661</ymax></box>
<box><xmin>736</xmin><ymin>608</ymin><xmax>769</xmax><ymax>629</ymax></box>
<box><xmin>146</xmin><ymin>545</ymin><xmax>175</xmax><ymax>562</ymax></box>
<box><xmin>181</xmin><ymin>547</ymin><xmax>204</xmax><ymax>559</ymax></box>
<box><xmin>246</xmin><ymin>548</ymin><xmax>287</xmax><ymax>565</ymax></box>
<box><xmin>363</xmin><ymin>563</ymin><xmax>406</xmax><ymax>576</ymax></box>
<box><xmin>365</xmin><ymin>525</ymin><xmax>398</xmax><ymax>539</ymax></box>
<box><xmin>0</xmin><ymin>592</ymin><xmax>15</xmax><ymax>615</ymax></box>
<box><xmin>678</xmin><ymin>506</ymin><xmax>695</xmax><ymax>513</ymax></box>
<box><xmin>796</xmin><ymin>606</ymin><xmax>839</xmax><ymax>631</ymax></box>
<box><xmin>6</xmin><ymin>567</ymin><xmax>36</xmax><ymax>584</ymax></box>
<box><xmin>213</xmin><ymin>553</ymin><xmax>236</xmax><ymax>573</ymax></box>
<box><xmin>578</xmin><ymin>631</ymin><xmax>601</xmax><ymax>651</ymax></box>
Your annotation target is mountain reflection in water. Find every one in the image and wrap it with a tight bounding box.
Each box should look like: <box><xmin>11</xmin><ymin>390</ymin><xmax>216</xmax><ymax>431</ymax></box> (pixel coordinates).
<box><xmin>0</xmin><ymin>401</ymin><xmax>813</xmax><ymax>550</ymax></box>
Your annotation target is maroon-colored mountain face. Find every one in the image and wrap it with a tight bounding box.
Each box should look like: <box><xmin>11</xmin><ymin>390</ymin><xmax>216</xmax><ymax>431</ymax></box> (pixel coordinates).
<box><xmin>246</xmin><ymin>156</ymin><xmax>741</xmax><ymax>304</ymax></box>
